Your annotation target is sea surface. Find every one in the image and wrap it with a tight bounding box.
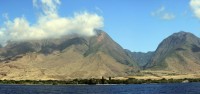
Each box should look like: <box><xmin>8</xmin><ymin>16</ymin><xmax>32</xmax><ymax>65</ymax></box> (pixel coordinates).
<box><xmin>0</xmin><ymin>83</ymin><xmax>200</xmax><ymax>94</ymax></box>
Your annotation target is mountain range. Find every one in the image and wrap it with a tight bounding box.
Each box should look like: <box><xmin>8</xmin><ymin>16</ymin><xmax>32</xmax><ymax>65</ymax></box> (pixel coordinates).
<box><xmin>0</xmin><ymin>30</ymin><xmax>199</xmax><ymax>80</ymax></box>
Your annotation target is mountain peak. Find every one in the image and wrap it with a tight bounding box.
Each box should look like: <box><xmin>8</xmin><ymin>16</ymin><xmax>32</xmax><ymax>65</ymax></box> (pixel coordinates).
<box><xmin>174</xmin><ymin>31</ymin><xmax>190</xmax><ymax>34</ymax></box>
<box><xmin>172</xmin><ymin>31</ymin><xmax>194</xmax><ymax>38</ymax></box>
<box><xmin>146</xmin><ymin>31</ymin><xmax>200</xmax><ymax>71</ymax></box>
<box><xmin>157</xmin><ymin>31</ymin><xmax>199</xmax><ymax>49</ymax></box>
<box><xmin>170</xmin><ymin>31</ymin><xmax>199</xmax><ymax>45</ymax></box>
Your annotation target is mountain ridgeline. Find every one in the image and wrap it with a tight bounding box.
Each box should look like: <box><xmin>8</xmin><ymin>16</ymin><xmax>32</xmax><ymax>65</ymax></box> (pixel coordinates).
<box><xmin>145</xmin><ymin>31</ymin><xmax>200</xmax><ymax>73</ymax></box>
<box><xmin>0</xmin><ymin>30</ymin><xmax>199</xmax><ymax>80</ymax></box>
<box><xmin>125</xmin><ymin>31</ymin><xmax>200</xmax><ymax>74</ymax></box>
<box><xmin>125</xmin><ymin>50</ymin><xmax>154</xmax><ymax>68</ymax></box>
<box><xmin>0</xmin><ymin>30</ymin><xmax>138</xmax><ymax>80</ymax></box>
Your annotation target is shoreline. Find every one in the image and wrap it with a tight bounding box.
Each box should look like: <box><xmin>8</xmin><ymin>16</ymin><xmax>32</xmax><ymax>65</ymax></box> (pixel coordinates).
<box><xmin>0</xmin><ymin>77</ymin><xmax>199</xmax><ymax>85</ymax></box>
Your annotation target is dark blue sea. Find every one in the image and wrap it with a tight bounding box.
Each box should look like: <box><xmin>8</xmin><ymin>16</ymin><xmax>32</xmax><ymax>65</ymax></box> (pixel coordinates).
<box><xmin>0</xmin><ymin>83</ymin><xmax>199</xmax><ymax>94</ymax></box>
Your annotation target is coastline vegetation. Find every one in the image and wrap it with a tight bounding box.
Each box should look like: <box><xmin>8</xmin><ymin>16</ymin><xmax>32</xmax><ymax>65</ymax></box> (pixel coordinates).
<box><xmin>0</xmin><ymin>77</ymin><xmax>200</xmax><ymax>85</ymax></box>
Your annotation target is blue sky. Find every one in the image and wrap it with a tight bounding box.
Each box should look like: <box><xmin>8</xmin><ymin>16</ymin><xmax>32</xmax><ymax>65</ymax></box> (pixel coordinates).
<box><xmin>0</xmin><ymin>0</ymin><xmax>200</xmax><ymax>52</ymax></box>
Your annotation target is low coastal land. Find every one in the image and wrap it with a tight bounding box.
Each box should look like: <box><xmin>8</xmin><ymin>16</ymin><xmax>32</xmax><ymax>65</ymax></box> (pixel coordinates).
<box><xmin>0</xmin><ymin>77</ymin><xmax>198</xmax><ymax>85</ymax></box>
<box><xmin>1</xmin><ymin>74</ymin><xmax>200</xmax><ymax>85</ymax></box>
<box><xmin>1</xmin><ymin>70</ymin><xmax>200</xmax><ymax>85</ymax></box>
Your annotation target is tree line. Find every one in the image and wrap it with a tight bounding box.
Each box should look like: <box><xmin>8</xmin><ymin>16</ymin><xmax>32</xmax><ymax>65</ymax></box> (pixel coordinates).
<box><xmin>0</xmin><ymin>77</ymin><xmax>199</xmax><ymax>85</ymax></box>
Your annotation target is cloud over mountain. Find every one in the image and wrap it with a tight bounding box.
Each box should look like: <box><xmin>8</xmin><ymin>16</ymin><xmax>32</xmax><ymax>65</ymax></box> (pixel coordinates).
<box><xmin>151</xmin><ymin>6</ymin><xmax>175</xmax><ymax>20</ymax></box>
<box><xmin>0</xmin><ymin>0</ymin><xmax>104</xmax><ymax>45</ymax></box>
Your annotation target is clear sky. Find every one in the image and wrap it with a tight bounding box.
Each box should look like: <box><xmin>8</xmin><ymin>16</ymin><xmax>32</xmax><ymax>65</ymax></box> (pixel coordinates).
<box><xmin>0</xmin><ymin>0</ymin><xmax>200</xmax><ymax>52</ymax></box>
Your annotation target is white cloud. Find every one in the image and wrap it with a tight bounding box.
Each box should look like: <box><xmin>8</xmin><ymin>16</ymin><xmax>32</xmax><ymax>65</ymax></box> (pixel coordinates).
<box><xmin>34</xmin><ymin>0</ymin><xmax>61</xmax><ymax>18</ymax></box>
<box><xmin>162</xmin><ymin>13</ymin><xmax>175</xmax><ymax>20</ymax></box>
<box><xmin>0</xmin><ymin>0</ymin><xmax>104</xmax><ymax>45</ymax></box>
<box><xmin>32</xmin><ymin>0</ymin><xmax>38</xmax><ymax>8</ymax></box>
<box><xmin>151</xmin><ymin>6</ymin><xmax>175</xmax><ymax>20</ymax></box>
<box><xmin>151</xmin><ymin>6</ymin><xmax>165</xmax><ymax>16</ymax></box>
<box><xmin>190</xmin><ymin>0</ymin><xmax>200</xmax><ymax>19</ymax></box>
<box><xmin>41</xmin><ymin>0</ymin><xmax>60</xmax><ymax>17</ymax></box>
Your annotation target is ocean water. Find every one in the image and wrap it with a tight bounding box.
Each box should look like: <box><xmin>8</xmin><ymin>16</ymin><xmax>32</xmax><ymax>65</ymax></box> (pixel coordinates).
<box><xmin>0</xmin><ymin>83</ymin><xmax>199</xmax><ymax>94</ymax></box>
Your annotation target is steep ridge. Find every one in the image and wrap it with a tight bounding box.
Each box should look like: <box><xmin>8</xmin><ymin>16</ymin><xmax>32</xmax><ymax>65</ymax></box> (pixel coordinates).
<box><xmin>132</xmin><ymin>52</ymin><xmax>154</xmax><ymax>67</ymax></box>
<box><xmin>124</xmin><ymin>50</ymin><xmax>154</xmax><ymax>68</ymax></box>
<box><xmin>0</xmin><ymin>30</ymin><xmax>139</xmax><ymax>80</ymax></box>
<box><xmin>145</xmin><ymin>31</ymin><xmax>200</xmax><ymax>74</ymax></box>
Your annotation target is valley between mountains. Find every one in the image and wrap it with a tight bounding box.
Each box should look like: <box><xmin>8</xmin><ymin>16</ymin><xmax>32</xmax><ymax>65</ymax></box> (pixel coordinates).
<box><xmin>0</xmin><ymin>30</ymin><xmax>199</xmax><ymax>80</ymax></box>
